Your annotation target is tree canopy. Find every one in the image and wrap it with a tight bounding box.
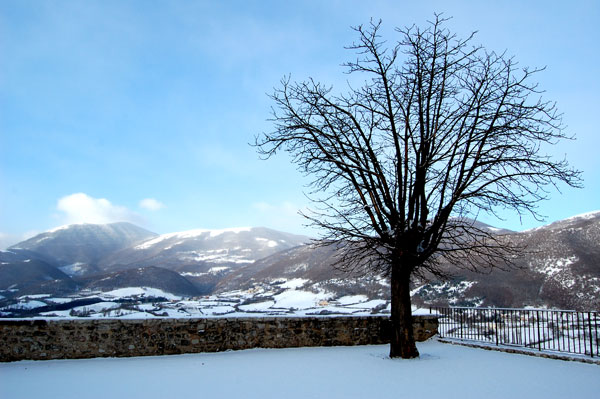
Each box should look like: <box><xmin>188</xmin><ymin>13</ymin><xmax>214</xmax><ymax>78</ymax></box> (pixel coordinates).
<box><xmin>256</xmin><ymin>15</ymin><xmax>582</xmax><ymax>358</ymax></box>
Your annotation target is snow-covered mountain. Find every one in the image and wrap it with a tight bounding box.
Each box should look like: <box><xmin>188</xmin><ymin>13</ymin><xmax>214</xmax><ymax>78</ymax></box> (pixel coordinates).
<box><xmin>98</xmin><ymin>227</ymin><xmax>309</xmax><ymax>293</ymax></box>
<box><xmin>412</xmin><ymin>211</ymin><xmax>600</xmax><ymax>310</ymax></box>
<box><xmin>1</xmin><ymin>224</ymin><xmax>310</xmax><ymax>299</ymax></box>
<box><xmin>101</xmin><ymin>226</ymin><xmax>309</xmax><ymax>270</ymax></box>
<box><xmin>9</xmin><ymin>222</ymin><xmax>157</xmax><ymax>273</ymax></box>
<box><xmin>215</xmin><ymin>212</ymin><xmax>600</xmax><ymax>311</ymax></box>
<box><xmin>2</xmin><ymin>212</ymin><xmax>599</xmax><ymax>316</ymax></box>
<box><xmin>216</xmin><ymin>242</ymin><xmax>389</xmax><ymax>300</ymax></box>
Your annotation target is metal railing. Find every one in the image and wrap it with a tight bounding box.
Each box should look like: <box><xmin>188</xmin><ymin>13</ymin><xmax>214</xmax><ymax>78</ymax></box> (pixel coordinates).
<box><xmin>431</xmin><ymin>307</ymin><xmax>599</xmax><ymax>358</ymax></box>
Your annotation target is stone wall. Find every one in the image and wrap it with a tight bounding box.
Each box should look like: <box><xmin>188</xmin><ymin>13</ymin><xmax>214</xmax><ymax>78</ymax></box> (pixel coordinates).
<box><xmin>0</xmin><ymin>316</ymin><xmax>437</xmax><ymax>362</ymax></box>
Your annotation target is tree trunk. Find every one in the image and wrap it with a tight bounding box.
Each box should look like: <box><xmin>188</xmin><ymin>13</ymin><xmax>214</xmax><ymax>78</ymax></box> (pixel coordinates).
<box><xmin>389</xmin><ymin>263</ymin><xmax>419</xmax><ymax>358</ymax></box>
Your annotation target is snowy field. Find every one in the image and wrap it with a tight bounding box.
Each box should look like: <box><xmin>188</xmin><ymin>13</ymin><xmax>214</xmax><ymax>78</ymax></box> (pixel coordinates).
<box><xmin>1</xmin><ymin>285</ymin><xmax>397</xmax><ymax>319</ymax></box>
<box><xmin>1</xmin><ymin>340</ymin><xmax>598</xmax><ymax>399</ymax></box>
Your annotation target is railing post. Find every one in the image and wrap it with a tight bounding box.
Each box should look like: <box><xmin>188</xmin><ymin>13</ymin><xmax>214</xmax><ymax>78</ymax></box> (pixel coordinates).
<box><xmin>535</xmin><ymin>310</ymin><xmax>542</xmax><ymax>352</ymax></box>
<box><xmin>494</xmin><ymin>309</ymin><xmax>499</xmax><ymax>346</ymax></box>
<box><xmin>576</xmin><ymin>312</ymin><xmax>582</xmax><ymax>354</ymax></box>
<box><xmin>595</xmin><ymin>312</ymin><xmax>598</xmax><ymax>357</ymax></box>
<box><xmin>460</xmin><ymin>311</ymin><xmax>464</xmax><ymax>339</ymax></box>
<box><xmin>589</xmin><ymin>312</ymin><xmax>594</xmax><ymax>358</ymax></box>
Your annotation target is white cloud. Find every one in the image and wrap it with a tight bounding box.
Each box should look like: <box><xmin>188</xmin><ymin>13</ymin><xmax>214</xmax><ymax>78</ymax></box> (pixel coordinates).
<box><xmin>139</xmin><ymin>198</ymin><xmax>165</xmax><ymax>211</ymax></box>
<box><xmin>56</xmin><ymin>193</ymin><xmax>141</xmax><ymax>225</ymax></box>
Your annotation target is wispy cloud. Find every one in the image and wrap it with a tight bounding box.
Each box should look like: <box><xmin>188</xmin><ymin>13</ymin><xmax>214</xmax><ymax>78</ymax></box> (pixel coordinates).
<box><xmin>252</xmin><ymin>201</ymin><xmax>298</xmax><ymax>214</ymax></box>
<box><xmin>139</xmin><ymin>198</ymin><xmax>165</xmax><ymax>211</ymax></box>
<box><xmin>0</xmin><ymin>232</ymin><xmax>17</xmax><ymax>250</ymax></box>
<box><xmin>0</xmin><ymin>232</ymin><xmax>18</xmax><ymax>250</ymax></box>
<box><xmin>0</xmin><ymin>230</ymin><xmax>39</xmax><ymax>250</ymax></box>
<box><xmin>56</xmin><ymin>193</ymin><xmax>141</xmax><ymax>225</ymax></box>
<box><xmin>251</xmin><ymin>201</ymin><xmax>316</xmax><ymax>237</ymax></box>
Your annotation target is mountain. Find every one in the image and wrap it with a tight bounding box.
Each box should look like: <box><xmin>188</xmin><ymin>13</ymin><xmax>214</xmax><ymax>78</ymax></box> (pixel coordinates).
<box><xmin>216</xmin><ymin>242</ymin><xmax>389</xmax><ymax>300</ymax></box>
<box><xmin>3</xmin><ymin>213</ymin><xmax>598</xmax><ymax>312</ymax></box>
<box><xmin>0</xmin><ymin>248</ymin><xmax>58</xmax><ymax>265</ymax></box>
<box><xmin>9</xmin><ymin>222</ymin><xmax>157</xmax><ymax>274</ymax></box>
<box><xmin>101</xmin><ymin>227</ymin><xmax>309</xmax><ymax>269</ymax></box>
<box><xmin>412</xmin><ymin>211</ymin><xmax>600</xmax><ymax>310</ymax></box>
<box><xmin>99</xmin><ymin>227</ymin><xmax>310</xmax><ymax>293</ymax></box>
<box><xmin>0</xmin><ymin>250</ymin><xmax>77</xmax><ymax>297</ymax></box>
<box><xmin>0</xmin><ymin>257</ymin><xmax>69</xmax><ymax>290</ymax></box>
<box><xmin>216</xmin><ymin>212</ymin><xmax>600</xmax><ymax>311</ymax></box>
<box><xmin>4</xmin><ymin>224</ymin><xmax>310</xmax><ymax>298</ymax></box>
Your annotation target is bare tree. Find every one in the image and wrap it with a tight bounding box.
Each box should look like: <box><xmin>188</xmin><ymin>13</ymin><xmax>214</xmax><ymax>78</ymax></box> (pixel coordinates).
<box><xmin>255</xmin><ymin>16</ymin><xmax>582</xmax><ymax>358</ymax></box>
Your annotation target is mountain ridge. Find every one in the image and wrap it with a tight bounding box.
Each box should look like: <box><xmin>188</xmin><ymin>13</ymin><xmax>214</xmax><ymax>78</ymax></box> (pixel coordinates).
<box><xmin>9</xmin><ymin>222</ymin><xmax>158</xmax><ymax>267</ymax></box>
<box><xmin>1</xmin><ymin>212</ymin><xmax>599</xmax><ymax>313</ymax></box>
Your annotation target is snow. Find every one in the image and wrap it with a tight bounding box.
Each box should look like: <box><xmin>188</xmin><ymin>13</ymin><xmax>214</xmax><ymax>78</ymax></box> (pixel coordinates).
<box><xmin>198</xmin><ymin>304</ymin><xmax>235</xmax><ymax>315</ymax></box>
<box><xmin>46</xmin><ymin>224</ymin><xmax>74</xmax><ymax>233</ymax></box>
<box><xmin>562</xmin><ymin>210</ymin><xmax>600</xmax><ymax>222</ymax></box>
<box><xmin>347</xmin><ymin>299</ymin><xmax>386</xmax><ymax>309</ymax></box>
<box><xmin>279</xmin><ymin>278</ymin><xmax>308</xmax><ymax>289</ymax></box>
<box><xmin>18</xmin><ymin>294</ymin><xmax>50</xmax><ymax>300</ymax></box>
<box><xmin>286</xmin><ymin>262</ymin><xmax>309</xmax><ymax>273</ymax></box>
<box><xmin>238</xmin><ymin>300</ymin><xmax>276</xmax><ymax>312</ymax></box>
<box><xmin>205</xmin><ymin>227</ymin><xmax>252</xmax><ymax>237</ymax></box>
<box><xmin>208</xmin><ymin>266</ymin><xmax>229</xmax><ymax>273</ymax></box>
<box><xmin>180</xmin><ymin>266</ymin><xmax>232</xmax><ymax>277</ymax></box>
<box><xmin>523</xmin><ymin>210</ymin><xmax>600</xmax><ymax>232</ymax></box>
<box><xmin>135</xmin><ymin>227</ymin><xmax>252</xmax><ymax>249</ymax></box>
<box><xmin>114</xmin><ymin>311</ymin><xmax>161</xmax><ymax>319</ymax></box>
<box><xmin>337</xmin><ymin>295</ymin><xmax>369</xmax><ymax>305</ymax></box>
<box><xmin>46</xmin><ymin>223</ymin><xmax>113</xmax><ymax>234</ymax></box>
<box><xmin>412</xmin><ymin>280</ymin><xmax>476</xmax><ymax>305</ymax></box>
<box><xmin>99</xmin><ymin>287</ymin><xmax>181</xmax><ymax>301</ymax></box>
<box><xmin>34</xmin><ymin>311</ymin><xmax>63</xmax><ymax>317</ymax></box>
<box><xmin>4</xmin><ymin>300</ymin><xmax>47</xmax><ymax>310</ymax></box>
<box><xmin>11</xmin><ymin>284</ymin><xmax>382</xmax><ymax>319</ymax></box>
<box><xmin>70</xmin><ymin>302</ymin><xmax>119</xmax><ymax>313</ymax></box>
<box><xmin>412</xmin><ymin>307</ymin><xmax>435</xmax><ymax>316</ymax></box>
<box><xmin>1</xmin><ymin>340</ymin><xmax>598</xmax><ymax>399</ymax></box>
<box><xmin>538</xmin><ymin>256</ymin><xmax>577</xmax><ymax>276</ymax></box>
<box><xmin>180</xmin><ymin>250</ymin><xmax>254</xmax><ymax>264</ymax></box>
<box><xmin>301</xmin><ymin>305</ymin><xmax>358</xmax><ymax>315</ymax></box>
<box><xmin>134</xmin><ymin>233</ymin><xmax>182</xmax><ymax>249</ymax></box>
<box><xmin>59</xmin><ymin>262</ymin><xmax>85</xmax><ymax>275</ymax></box>
<box><xmin>256</xmin><ymin>237</ymin><xmax>278</xmax><ymax>247</ymax></box>
<box><xmin>272</xmin><ymin>290</ymin><xmax>332</xmax><ymax>309</ymax></box>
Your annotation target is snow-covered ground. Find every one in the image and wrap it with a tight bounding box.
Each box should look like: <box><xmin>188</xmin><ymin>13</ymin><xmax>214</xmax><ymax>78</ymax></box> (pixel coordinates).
<box><xmin>1</xmin><ymin>340</ymin><xmax>597</xmax><ymax>399</ymax></box>
<box><xmin>1</xmin><ymin>283</ymin><xmax>400</xmax><ymax>319</ymax></box>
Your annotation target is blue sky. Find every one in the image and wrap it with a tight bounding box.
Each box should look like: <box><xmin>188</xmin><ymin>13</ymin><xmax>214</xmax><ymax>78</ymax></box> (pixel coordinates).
<box><xmin>1</xmin><ymin>0</ymin><xmax>598</xmax><ymax>248</ymax></box>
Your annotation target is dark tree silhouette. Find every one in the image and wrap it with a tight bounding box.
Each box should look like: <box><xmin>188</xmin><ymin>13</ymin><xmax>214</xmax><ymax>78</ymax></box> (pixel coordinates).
<box><xmin>255</xmin><ymin>16</ymin><xmax>582</xmax><ymax>358</ymax></box>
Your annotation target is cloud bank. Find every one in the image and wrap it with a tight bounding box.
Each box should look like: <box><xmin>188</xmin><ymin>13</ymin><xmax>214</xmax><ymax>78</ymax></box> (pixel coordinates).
<box><xmin>56</xmin><ymin>193</ymin><xmax>142</xmax><ymax>225</ymax></box>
